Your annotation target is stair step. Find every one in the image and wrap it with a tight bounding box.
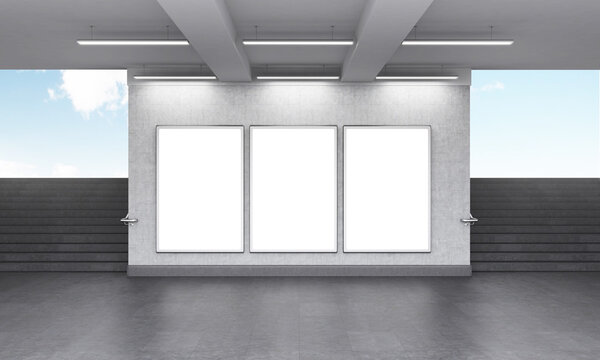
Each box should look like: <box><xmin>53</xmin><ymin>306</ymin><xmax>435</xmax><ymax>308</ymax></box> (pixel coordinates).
<box><xmin>472</xmin><ymin>225</ymin><xmax>600</xmax><ymax>234</ymax></box>
<box><xmin>472</xmin><ymin>196</ymin><xmax>600</xmax><ymax>202</ymax></box>
<box><xmin>476</xmin><ymin>218</ymin><xmax>600</xmax><ymax>226</ymax></box>
<box><xmin>0</xmin><ymin>226</ymin><xmax>127</xmax><ymax>234</ymax></box>
<box><xmin>472</xmin><ymin>186</ymin><xmax>600</xmax><ymax>191</ymax></box>
<box><xmin>472</xmin><ymin>262</ymin><xmax>600</xmax><ymax>272</ymax></box>
<box><xmin>0</xmin><ymin>182</ymin><xmax>126</xmax><ymax>190</ymax></box>
<box><xmin>472</xmin><ymin>243</ymin><xmax>600</xmax><ymax>252</ymax></box>
<box><xmin>0</xmin><ymin>202</ymin><xmax>127</xmax><ymax>210</ymax></box>
<box><xmin>0</xmin><ymin>190</ymin><xmax>128</xmax><ymax>197</ymax></box>
<box><xmin>471</xmin><ymin>178</ymin><xmax>600</xmax><ymax>183</ymax></box>
<box><xmin>0</xmin><ymin>253</ymin><xmax>127</xmax><ymax>262</ymax></box>
<box><xmin>1</xmin><ymin>196</ymin><xmax>128</xmax><ymax>202</ymax></box>
<box><xmin>0</xmin><ymin>218</ymin><xmax>124</xmax><ymax>226</ymax></box>
<box><xmin>472</xmin><ymin>209</ymin><xmax>600</xmax><ymax>217</ymax></box>
<box><xmin>0</xmin><ymin>210</ymin><xmax>127</xmax><ymax>218</ymax></box>
<box><xmin>472</xmin><ymin>186</ymin><xmax>600</xmax><ymax>192</ymax></box>
<box><xmin>0</xmin><ymin>234</ymin><xmax>128</xmax><ymax>244</ymax></box>
<box><xmin>472</xmin><ymin>203</ymin><xmax>600</xmax><ymax>210</ymax></box>
<box><xmin>471</xmin><ymin>252</ymin><xmax>600</xmax><ymax>262</ymax></box>
<box><xmin>472</xmin><ymin>188</ymin><xmax>600</xmax><ymax>193</ymax></box>
<box><xmin>0</xmin><ymin>243</ymin><xmax>127</xmax><ymax>252</ymax></box>
<box><xmin>471</xmin><ymin>233</ymin><xmax>600</xmax><ymax>243</ymax></box>
<box><xmin>0</xmin><ymin>178</ymin><xmax>127</xmax><ymax>184</ymax></box>
<box><xmin>0</xmin><ymin>262</ymin><xmax>126</xmax><ymax>272</ymax></box>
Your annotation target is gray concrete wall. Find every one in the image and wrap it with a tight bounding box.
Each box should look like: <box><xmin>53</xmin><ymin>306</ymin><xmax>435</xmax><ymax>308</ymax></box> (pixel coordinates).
<box><xmin>128</xmin><ymin>82</ymin><xmax>470</xmax><ymax>267</ymax></box>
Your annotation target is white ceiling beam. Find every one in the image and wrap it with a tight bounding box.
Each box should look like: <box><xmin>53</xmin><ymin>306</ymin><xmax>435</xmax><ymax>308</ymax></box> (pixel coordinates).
<box><xmin>157</xmin><ymin>0</ymin><xmax>251</xmax><ymax>81</ymax></box>
<box><xmin>341</xmin><ymin>0</ymin><xmax>434</xmax><ymax>82</ymax></box>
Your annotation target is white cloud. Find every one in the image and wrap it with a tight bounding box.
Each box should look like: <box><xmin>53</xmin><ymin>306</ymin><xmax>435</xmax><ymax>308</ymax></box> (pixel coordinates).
<box><xmin>480</xmin><ymin>81</ymin><xmax>505</xmax><ymax>92</ymax></box>
<box><xmin>0</xmin><ymin>160</ymin><xmax>38</xmax><ymax>177</ymax></box>
<box><xmin>51</xmin><ymin>163</ymin><xmax>79</xmax><ymax>177</ymax></box>
<box><xmin>49</xmin><ymin>70</ymin><xmax>127</xmax><ymax>117</ymax></box>
<box><xmin>47</xmin><ymin>88</ymin><xmax>59</xmax><ymax>100</ymax></box>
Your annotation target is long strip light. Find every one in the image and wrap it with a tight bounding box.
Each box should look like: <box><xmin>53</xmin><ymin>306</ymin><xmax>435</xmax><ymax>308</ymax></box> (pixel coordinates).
<box><xmin>256</xmin><ymin>75</ymin><xmax>340</xmax><ymax>80</ymax></box>
<box><xmin>243</xmin><ymin>39</ymin><xmax>353</xmax><ymax>46</ymax></box>
<box><xmin>375</xmin><ymin>75</ymin><xmax>458</xmax><ymax>80</ymax></box>
<box><xmin>77</xmin><ymin>39</ymin><xmax>189</xmax><ymax>46</ymax></box>
<box><xmin>133</xmin><ymin>75</ymin><xmax>216</xmax><ymax>80</ymax></box>
<box><xmin>402</xmin><ymin>39</ymin><xmax>513</xmax><ymax>46</ymax></box>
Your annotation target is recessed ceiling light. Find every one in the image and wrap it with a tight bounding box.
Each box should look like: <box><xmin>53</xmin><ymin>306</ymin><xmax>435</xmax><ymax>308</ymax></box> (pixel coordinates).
<box><xmin>77</xmin><ymin>39</ymin><xmax>190</xmax><ymax>46</ymax></box>
<box><xmin>401</xmin><ymin>39</ymin><xmax>514</xmax><ymax>46</ymax></box>
<box><xmin>133</xmin><ymin>75</ymin><xmax>217</xmax><ymax>80</ymax></box>
<box><xmin>375</xmin><ymin>75</ymin><xmax>459</xmax><ymax>80</ymax></box>
<box><xmin>243</xmin><ymin>39</ymin><xmax>354</xmax><ymax>46</ymax></box>
<box><xmin>256</xmin><ymin>76</ymin><xmax>340</xmax><ymax>80</ymax></box>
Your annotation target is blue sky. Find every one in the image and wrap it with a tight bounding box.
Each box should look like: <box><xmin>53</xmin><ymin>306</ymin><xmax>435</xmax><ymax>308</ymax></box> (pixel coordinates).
<box><xmin>471</xmin><ymin>70</ymin><xmax>599</xmax><ymax>177</ymax></box>
<box><xmin>0</xmin><ymin>70</ymin><xmax>128</xmax><ymax>177</ymax></box>
<box><xmin>0</xmin><ymin>70</ymin><xmax>598</xmax><ymax>177</ymax></box>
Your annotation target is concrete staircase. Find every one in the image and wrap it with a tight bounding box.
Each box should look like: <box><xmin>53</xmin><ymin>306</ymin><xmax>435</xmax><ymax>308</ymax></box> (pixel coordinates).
<box><xmin>0</xmin><ymin>179</ymin><xmax>128</xmax><ymax>271</ymax></box>
<box><xmin>471</xmin><ymin>178</ymin><xmax>600</xmax><ymax>271</ymax></box>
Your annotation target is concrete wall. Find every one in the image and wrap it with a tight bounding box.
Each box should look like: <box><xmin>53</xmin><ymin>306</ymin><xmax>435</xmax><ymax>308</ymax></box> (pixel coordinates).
<box><xmin>128</xmin><ymin>81</ymin><xmax>470</xmax><ymax>272</ymax></box>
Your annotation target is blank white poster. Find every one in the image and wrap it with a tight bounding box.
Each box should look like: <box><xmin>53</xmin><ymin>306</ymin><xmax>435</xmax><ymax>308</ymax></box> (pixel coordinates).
<box><xmin>344</xmin><ymin>126</ymin><xmax>430</xmax><ymax>252</ymax></box>
<box><xmin>157</xmin><ymin>126</ymin><xmax>244</xmax><ymax>252</ymax></box>
<box><xmin>251</xmin><ymin>126</ymin><xmax>337</xmax><ymax>252</ymax></box>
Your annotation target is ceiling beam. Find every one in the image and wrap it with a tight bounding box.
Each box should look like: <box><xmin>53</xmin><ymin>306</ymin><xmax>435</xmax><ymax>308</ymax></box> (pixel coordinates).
<box><xmin>341</xmin><ymin>0</ymin><xmax>434</xmax><ymax>82</ymax></box>
<box><xmin>157</xmin><ymin>0</ymin><xmax>251</xmax><ymax>82</ymax></box>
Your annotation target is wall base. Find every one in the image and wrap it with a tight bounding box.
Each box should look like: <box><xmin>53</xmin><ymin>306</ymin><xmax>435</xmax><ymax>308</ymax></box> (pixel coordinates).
<box><xmin>127</xmin><ymin>265</ymin><xmax>472</xmax><ymax>277</ymax></box>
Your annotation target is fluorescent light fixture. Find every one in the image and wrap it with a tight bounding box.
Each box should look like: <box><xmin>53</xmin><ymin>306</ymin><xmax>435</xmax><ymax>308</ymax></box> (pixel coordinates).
<box><xmin>402</xmin><ymin>39</ymin><xmax>514</xmax><ymax>46</ymax></box>
<box><xmin>256</xmin><ymin>76</ymin><xmax>340</xmax><ymax>80</ymax></box>
<box><xmin>243</xmin><ymin>39</ymin><xmax>353</xmax><ymax>46</ymax></box>
<box><xmin>375</xmin><ymin>75</ymin><xmax>458</xmax><ymax>80</ymax></box>
<box><xmin>77</xmin><ymin>39</ymin><xmax>189</xmax><ymax>46</ymax></box>
<box><xmin>134</xmin><ymin>75</ymin><xmax>217</xmax><ymax>80</ymax></box>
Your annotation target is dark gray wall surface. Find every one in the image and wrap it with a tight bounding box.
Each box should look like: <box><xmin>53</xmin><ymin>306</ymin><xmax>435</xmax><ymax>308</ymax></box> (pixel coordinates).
<box><xmin>0</xmin><ymin>179</ymin><xmax>127</xmax><ymax>271</ymax></box>
<box><xmin>471</xmin><ymin>178</ymin><xmax>600</xmax><ymax>271</ymax></box>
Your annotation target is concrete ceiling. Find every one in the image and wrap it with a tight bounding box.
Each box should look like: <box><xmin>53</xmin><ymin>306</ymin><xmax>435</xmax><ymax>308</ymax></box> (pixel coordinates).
<box><xmin>391</xmin><ymin>0</ymin><xmax>600</xmax><ymax>69</ymax></box>
<box><xmin>1</xmin><ymin>0</ymin><xmax>600</xmax><ymax>79</ymax></box>
<box><xmin>0</xmin><ymin>0</ymin><xmax>201</xmax><ymax>69</ymax></box>
<box><xmin>226</xmin><ymin>0</ymin><xmax>365</xmax><ymax>65</ymax></box>
<box><xmin>342</xmin><ymin>0</ymin><xmax>434</xmax><ymax>81</ymax></box>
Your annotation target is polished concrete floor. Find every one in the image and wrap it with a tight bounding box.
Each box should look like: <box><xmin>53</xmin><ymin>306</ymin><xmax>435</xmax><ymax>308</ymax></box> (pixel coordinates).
<box><xmin>1</xmin><ymin>273</ymin><xmax>599</xmax><ymax>360</ymax></box>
